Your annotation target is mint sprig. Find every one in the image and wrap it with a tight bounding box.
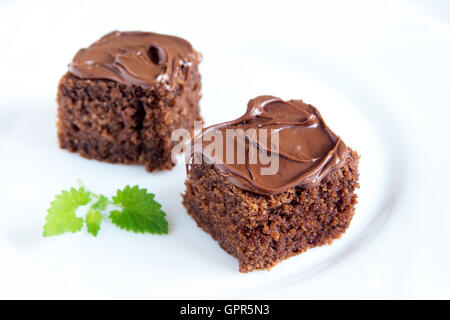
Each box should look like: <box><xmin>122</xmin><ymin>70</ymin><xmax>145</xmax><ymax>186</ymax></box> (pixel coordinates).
<box><xmin>43</xmin><ymin>182</ymin><xmax>168</xmax><ymax>237</ymax></box>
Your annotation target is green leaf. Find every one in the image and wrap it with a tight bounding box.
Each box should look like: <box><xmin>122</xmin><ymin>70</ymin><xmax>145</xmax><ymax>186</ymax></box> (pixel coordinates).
<box><xmin>43</xmin><ymin>187</ymin><xmax>91</xmax><ymax>237</ymax></box>
<box><xmin>91</xmin><ymin>194</ymin><xmax>109</xmax><ymax>211</ymax></box>
<box><xmin>86</xmin><ymin>208</ymin><xmax>103</xmax><ymax>237</ymax></box>
<box><xmin>110</xmin><ymin>186</ymin><xmax>168</xmax><ymax>234</ymax></box>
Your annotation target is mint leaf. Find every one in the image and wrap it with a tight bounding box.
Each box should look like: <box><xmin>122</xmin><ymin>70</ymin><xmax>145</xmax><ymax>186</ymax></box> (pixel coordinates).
<box><xmin>43</xmin><ymin>183</ymin><xmax>169</xmax><ymax>237</ymax></box>
<box><xmin>110</xmin><ymin>186</ymin><xmax>168</xmax><ymax>234</ymax></box>
<box><xmin>86</xmin><ymin>208</ymin><xmax>102</xmax><ymax>237</ymax></box>
<box><xmin>92</xmin><ymin>194</ymin><xmax>109</xmax><ymax>211</ymax></box>
<box><xmin>43</xmin><ymin>187</ymin><xmax>91</xmax><ymax>237</ymax></box>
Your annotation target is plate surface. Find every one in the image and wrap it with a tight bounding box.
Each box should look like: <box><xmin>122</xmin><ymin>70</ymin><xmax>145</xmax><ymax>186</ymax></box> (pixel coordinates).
<box><xmin>0</xmin><ymin>46</ymin><xmax>401</xmax><ymax>299</ymax></box>
<box><xmin>0</xmin><ymin>0</ymin><xmax>449</xmax><ymax>299</ymax></box>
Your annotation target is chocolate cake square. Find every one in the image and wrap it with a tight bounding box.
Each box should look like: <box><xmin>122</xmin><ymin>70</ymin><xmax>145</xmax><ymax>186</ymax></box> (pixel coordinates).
<box><xmin>57</xmin><ymin>31</ymin><xmax>202</xmax><ymax>171</ymax></box>
<box><xmin>182</xmin><ymin>96</ymin><xmax>359</xmax><ymax>272</ymax></box>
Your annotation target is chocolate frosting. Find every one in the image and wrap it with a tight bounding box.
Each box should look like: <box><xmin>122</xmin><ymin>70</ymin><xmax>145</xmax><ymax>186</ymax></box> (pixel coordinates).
<box><xmin>68</xmin><ymin>31</ymin><xmax>201</xmax><ymax>88</ymax></box>
<box><xmin>189</xmin><ymin>96</ymin><xmax>348</xmax><ymax>195</ymax></box>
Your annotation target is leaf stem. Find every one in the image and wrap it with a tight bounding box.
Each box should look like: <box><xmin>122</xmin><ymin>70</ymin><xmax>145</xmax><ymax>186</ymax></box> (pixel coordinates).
<box><xmin>76</xmin><ymin>179</ymin><xmax>113</xmax><ymax>206</ymax></box>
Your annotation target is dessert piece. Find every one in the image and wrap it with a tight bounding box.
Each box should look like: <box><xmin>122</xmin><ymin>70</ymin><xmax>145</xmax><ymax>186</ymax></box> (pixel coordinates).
<box><xmin>57</xmin><ymin>31</ymin><xmax>202</xmax><ymax>171</ymax></box>
<box><xmin>182</xmin><ymin>96</ymin><xmax>359</xmax><ymax>272</ymax></box>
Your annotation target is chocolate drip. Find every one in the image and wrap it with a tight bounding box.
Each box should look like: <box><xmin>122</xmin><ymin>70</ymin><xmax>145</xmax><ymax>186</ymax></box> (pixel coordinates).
<box><xmin>68</xmin><ymin>31</ymin><xmax>201</xmax><ymax>89</ymax></box>
<box><xmin>189</xmin><ymin>96</ymin><xmax>348</xmax><ymax>195</ymax></box>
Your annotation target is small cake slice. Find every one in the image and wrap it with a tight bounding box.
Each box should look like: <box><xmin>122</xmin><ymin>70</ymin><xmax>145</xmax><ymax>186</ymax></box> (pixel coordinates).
<box><xmin>182</xmin><ymin>96</ymin><xmax>359</xmax><ymax>272</ymax></box>
<box><xmin>57</xmin><ymin>31</ymin><xmax>202</xmax><ymax>171</ymax></box>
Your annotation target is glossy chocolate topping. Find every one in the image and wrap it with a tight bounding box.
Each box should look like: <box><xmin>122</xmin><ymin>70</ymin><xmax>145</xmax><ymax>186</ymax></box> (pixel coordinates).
<box><xmin>190</xmin><ymin>96</ymin><xmax>348</xmax><ymax>195</ymax></box>
<box><xmin>68</xmin><ymin>31</ymin><xmax>200</xmax><ymax>88</ymax></box>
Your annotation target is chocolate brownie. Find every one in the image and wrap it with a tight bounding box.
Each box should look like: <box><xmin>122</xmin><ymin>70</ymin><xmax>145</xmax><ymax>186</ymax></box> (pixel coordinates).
<box><xmin>57</xmin><ymin>31</ymin><xmax>202</xmax><ymax>171</ymax></box>
<box><xmin>182</xmin><ymin>96</ymin><xmax>359</xmax><ymax>272</ymax></box>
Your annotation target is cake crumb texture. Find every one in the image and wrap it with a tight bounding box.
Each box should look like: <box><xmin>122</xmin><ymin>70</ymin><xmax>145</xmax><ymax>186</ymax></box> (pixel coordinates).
<box><xmin>57</xmin><ymin>66</ymin><xmax>201</xmax><ymax>171</ymax></box>
<box><xmin>182</xmin><ymin>149</ymin><xmax>359</xmax><ymax>272</ymax></box>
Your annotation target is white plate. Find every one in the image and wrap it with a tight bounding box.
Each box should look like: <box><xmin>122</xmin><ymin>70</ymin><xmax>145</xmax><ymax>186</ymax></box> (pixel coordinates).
<box><xmin>0</xmin><ymin>0</ymin><xmax>449</xmax><ymax>299</ymax></box>
<box><xmin>0</xmin><ymin>46</ymin><xmax>402</xmax><ymax>299</ymax></box>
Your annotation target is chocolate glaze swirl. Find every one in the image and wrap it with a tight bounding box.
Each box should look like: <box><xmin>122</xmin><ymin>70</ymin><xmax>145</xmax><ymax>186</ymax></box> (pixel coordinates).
<box><xmin>68</xmin><ymin>31</ymin><xmax>201</xmax><ymax>89</ymax></box>
<box><xmin>189</xmin><ymin>96</ymin><xmax>348</xmax><ymax>195</ymax></box>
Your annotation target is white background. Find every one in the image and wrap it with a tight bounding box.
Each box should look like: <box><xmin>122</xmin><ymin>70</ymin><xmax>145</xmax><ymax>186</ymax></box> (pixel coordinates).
<box><xmin>0</xmin><ymin>0</ymin><xmax>449</xmax><ymax>299</ymax></box>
